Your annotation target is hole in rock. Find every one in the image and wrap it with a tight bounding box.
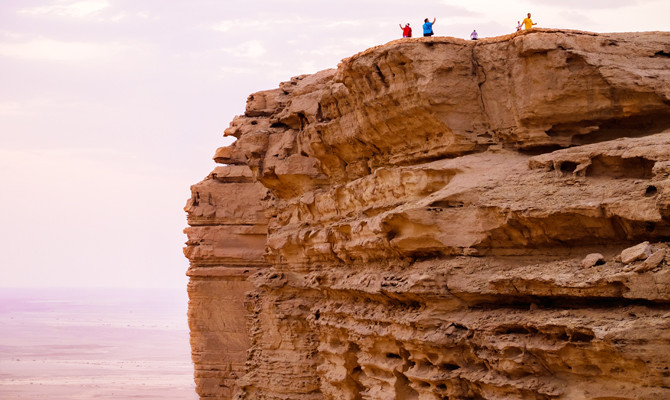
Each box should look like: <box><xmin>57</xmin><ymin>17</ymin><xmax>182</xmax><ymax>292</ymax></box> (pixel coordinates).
<box><xmin>410</xmin><ymin>250</ymin><xmax>446</xmax><ymax>261</ymax></box>
<box><xmin>496</xmin><ymin>325</ymin><xmax>538</xmax><ymax>335</ymax></box>
<box><xmin>270</xmin><ymin>121</ymin><xmax>289</xmax><ymax>129</ymax></box>
<box><xmin>315</xmin><ymin>104</ymin><xmax>325</xmax><ymax>122</ymax></box>
<box><xmin>559</xmin><ymin>161</ymin><xmax>578</xmax><ymax>173</ymax></box>
<box><xmin>297</xmin><ymin>112</ymin><xmax>309</xmax><ymax>129</ymax></box>
<box><xmin>314</xmin><ymin>310</ymin><xmax>320</xmax><ymax>320</ymax></box>
<box><xmin>646</xmin><ymin>186</ymin><xmax>658</xmax><ymax>197</ymax></box>
<box><xmin>250</xmin><ymin>120</ymin><xmax>258</xmax><ymax>125</ymax></box>
<box><xmin>386</xmin><ymin>353</ymin><xmax>402</xmax><ymax>359</ymax></box>
<box><xmin>654</xmin><ymin>50</ymin><xmax>670</xmax><ymax>58</ymax></box>
<box><xmin>586</xmin><ymin>156</ymin><xmax>655</xmax><ymax>179</ymax></box>
<box><xmin>451</xmin><ymin>323</ymin><xmax>468</xmax><ymax>331</ymax></box>
<box><xmin>570</xmin><ymin>330</ymin><xmax>595</xmax><ymax>343</ymax></box>
<box><xmin>393</xmin><ymin>370</ymin><xmax>419</xmax><ymax>399</ymax></box>
<box><xmin>406</xmin><ymin>301</ymin><xmax>422</xmax><ymax>310</ymax></box>
<box><xmin>374</xmin><ymin>64</ymin><xmax>388</xmax><ymax>86</ymax></box>
<box><xmin>429</xmin><ymin>200</ymin><xmax>464</xmax><ymax>208</ymax></box>
<box><xmin>646</xmin><ymin>222</ymin><xmax>656</xmax><ymax>232</ymax></box>
<box><xmin>502</xmin><ymin>347</ymin><xmax>523</xmax><ymax>358</ymax></box>
<box><xmin>519</xmin><ymin>144</ymin><xmax>564</xmax><ymax>156</ymax></box>
<box><xmin>543</xmin><ymin>113</ymin><xmax>670</xmax><ymax>148</ymax></box>
<box><xmin>436</xmin><ymin>384</ymin><xmax>447</xmax><ymax>390</ymax></box>
<box><xmin>440</xmin><ymin>363</ymin><xmax>460</xmax><ymax>371</ymax></box>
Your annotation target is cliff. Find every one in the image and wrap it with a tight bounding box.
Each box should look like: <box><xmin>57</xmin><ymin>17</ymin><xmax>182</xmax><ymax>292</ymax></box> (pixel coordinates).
<box><xmin>184</xmin><ymin>29</ymin><xmax>670</xmax><ymax>400</ymax></box>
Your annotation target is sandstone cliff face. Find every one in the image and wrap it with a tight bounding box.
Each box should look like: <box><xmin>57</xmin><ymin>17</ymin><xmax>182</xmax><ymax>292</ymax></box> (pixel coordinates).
<box><xmin>184</xmin><ymin>29</ymin><xmax>670</xmax><ymax>400</ymax></box>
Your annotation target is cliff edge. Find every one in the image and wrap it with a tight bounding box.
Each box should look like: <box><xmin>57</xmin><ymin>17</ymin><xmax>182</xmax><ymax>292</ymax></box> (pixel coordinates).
<box><xmin>184</xmin><ymin>29</ymin><xmax>670</xmax><ymax>400</ymax></box>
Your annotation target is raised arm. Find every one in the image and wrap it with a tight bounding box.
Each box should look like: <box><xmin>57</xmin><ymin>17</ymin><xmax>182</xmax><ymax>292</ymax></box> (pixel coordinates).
<box><xmin>433</xmin><ymin>18</ymin><xmax>436</xmax><ymax>24</ymax></box>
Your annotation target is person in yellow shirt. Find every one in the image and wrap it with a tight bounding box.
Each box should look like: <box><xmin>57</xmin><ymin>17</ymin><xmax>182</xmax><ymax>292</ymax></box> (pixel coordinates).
<box><xmin>522</xmin><ymin>13</ymin><xmax>537</xmax><ymax>30</ymax></box>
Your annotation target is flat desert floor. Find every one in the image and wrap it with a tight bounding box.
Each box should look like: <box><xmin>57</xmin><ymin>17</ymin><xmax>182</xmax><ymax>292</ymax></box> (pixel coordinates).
<box><xmin>0</xmin><ymin>288</ymin><xmax>198</xmax><ymax>399</ymax></box>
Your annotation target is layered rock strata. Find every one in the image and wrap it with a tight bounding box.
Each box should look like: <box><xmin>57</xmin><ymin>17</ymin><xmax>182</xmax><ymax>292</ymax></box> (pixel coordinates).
<box><xmin>185</xmin><ymin>165</ymin><xmax>270</xmax><ymax>398</ymax></box>
<box><xmin>184</xmin><ymin>29</ymin><xmax>670</xmax><ymax>399</ymax></box>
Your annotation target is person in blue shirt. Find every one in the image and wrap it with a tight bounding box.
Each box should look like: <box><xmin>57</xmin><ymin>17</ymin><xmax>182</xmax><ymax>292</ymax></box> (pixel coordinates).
<box><xmin>423</xmin><ymin>18</ymin><xmax>436</xmax><ymax>37</ymax></box>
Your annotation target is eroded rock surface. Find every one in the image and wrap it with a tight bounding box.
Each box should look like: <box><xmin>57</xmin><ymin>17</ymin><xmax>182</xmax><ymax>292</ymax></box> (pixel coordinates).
<box><xmin>184</xmin><ymin>29</ymin><xmax>670</xmax><ymax>399</ymax></box>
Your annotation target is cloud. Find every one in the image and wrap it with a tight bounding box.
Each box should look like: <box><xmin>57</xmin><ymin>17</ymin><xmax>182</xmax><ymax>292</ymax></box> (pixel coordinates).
<box><xmin>0</xmin><ymin>31</ymin><xmax>23</xmax><ymax>39</ymax></box>
<box><xmin>0</xmin><ymin>97</ymin><xmax>108</xmax><ymax>118</ymax></box>
<box><xmin>524</xmin><ymin>0</ymin><xmax>637</xmax><ymax>9</ymax></box>
<box><xmin>0</xmin><ymin>147</ymin><xmax>192</xmax><ymax>288</ymax></box>
<box><xmin>0</xmin><ymin>38</ymin><xmax>125</xmax><ymax>63</ymax></box>
<box><xmin>19</xmin><ymin>0</ymin><xmax>111</xmax><ymax>18</ymax></box>
<box><xmin>438</xmin><ymin>2</ymin><xmax>485</xmax><ymax>17</ymax></box>
<box><xmin>557</xmin><ymin>11</ymin><xmax>597</xmax><ymax>28</ymax></box>
<box><xmin>209</xmin><ymin>17</ymin><xmax>305</xmax><ymax>32</ymax></box>
<box><xmin>221</xmin><ymin>40</ymin><xmax>267</xmax><ymax>59</ymax></box>
<box><xmin>17</xmin><ymin>0</ymin><xmax>156</xmax><ymax>22</ymax></box>
<box><xmin>322</xmin><ymin>20</ymin><xmax>360</xmax><ymax>28</ymax></box>
<box><xmin>0</xmin><ymin>102</ymin><xmax>33</xmax><ymax>116</ymax></box>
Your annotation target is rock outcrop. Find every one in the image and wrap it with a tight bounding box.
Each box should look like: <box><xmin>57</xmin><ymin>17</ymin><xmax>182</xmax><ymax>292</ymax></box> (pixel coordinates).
<box><xmin>184</xmin><ymin>29</ymin><xmax>670</xmax><ymax>400</ymax></box>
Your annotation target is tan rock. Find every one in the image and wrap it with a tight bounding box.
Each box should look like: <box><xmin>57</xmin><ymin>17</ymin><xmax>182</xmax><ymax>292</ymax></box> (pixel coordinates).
<box><xmin>210</xmin><ymin>165</ymin><xmax>253</xmax><ymax>182</ymax></box>
<box><xmin>620</xmin><ymin>241</ymin><xmax>653</xmax><ymax>264</ymax></box>
<box><xmin>634</xmin><ymin>248</ymin><xmax>667</xmax><ymax>273</ymax></box>
<box><xmin>581</xmin><ymin>253</ymin><xmax>604</xmax><ymax>268</ymax></box>
<box><xmin>185</xmin><ymin>30</ymin><xmax>670</xmax><ymax>400</ymax></box>
<box><xmin>183</xmin><ymin>166</ymin><xmax>270</xmax><ymax>399</ymax></box>
<box><xmin>245</xmin><ymin>88</ymin><xmax>284</xmax><ymax>118</ymax></box>
<box><xmin>212</xmin><ymin>145</ymin><xmax>233</xmax><ymax>164</ymax></box>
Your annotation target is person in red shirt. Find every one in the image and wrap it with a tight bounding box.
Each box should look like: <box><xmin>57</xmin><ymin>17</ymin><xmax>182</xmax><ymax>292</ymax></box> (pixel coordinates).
<box><xmin>399</xmin><ymin>23</ymin><xmax>412</xmax><ymax>38</ymax></box>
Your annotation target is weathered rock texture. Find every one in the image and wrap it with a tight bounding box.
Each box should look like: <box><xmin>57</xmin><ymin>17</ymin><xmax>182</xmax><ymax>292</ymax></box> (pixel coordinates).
<box><xmin>184</xmin><ymin>29</ymin><xmax>670</xmax><ymax>400</ymax></box>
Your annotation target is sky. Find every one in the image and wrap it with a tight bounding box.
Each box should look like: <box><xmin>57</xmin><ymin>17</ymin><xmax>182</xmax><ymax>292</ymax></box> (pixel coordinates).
<box><xmin>0</xmin><ymin>0</ymin><xmax>668</xmax><ymax>289</ymax></box>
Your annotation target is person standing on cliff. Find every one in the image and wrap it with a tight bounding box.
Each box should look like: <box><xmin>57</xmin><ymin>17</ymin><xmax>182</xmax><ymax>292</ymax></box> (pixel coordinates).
<box><xmin>423</xmin><ymin>18</ymin><xmax>436</xmax><ymax>37</ymax></box>
<box><xmin>522</xmin><ymin>13</ymin><xmax>537</xmax><ymax>30</ymax></box>
<box><xmin>516</xmin><ymin>21</ymin><xmax>523</xmax><ymax>31</ymax></box>
<box><xmin>399</xmin><ymin>23</ymin><xmax>412</xmax><ymax>38</ymax></box>
<box><xmin>470</xmin><ymin>30</ymin><xmax>478</xmax><ymax>40</ymax></box>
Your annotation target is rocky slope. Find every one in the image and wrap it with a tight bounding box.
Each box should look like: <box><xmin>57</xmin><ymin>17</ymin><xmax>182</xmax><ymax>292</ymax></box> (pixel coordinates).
<box><xmin>184</xmin><ymin>29</ymin><xmax>670</xmax><ymax>399</ymax></box>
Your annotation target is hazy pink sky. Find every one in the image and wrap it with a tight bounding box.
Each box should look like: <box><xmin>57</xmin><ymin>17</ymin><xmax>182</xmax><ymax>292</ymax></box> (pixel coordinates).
<box><xmin>1</xmin><ymin>0</ymin><xmax>667</xmax><ymax>289</ymax></box>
